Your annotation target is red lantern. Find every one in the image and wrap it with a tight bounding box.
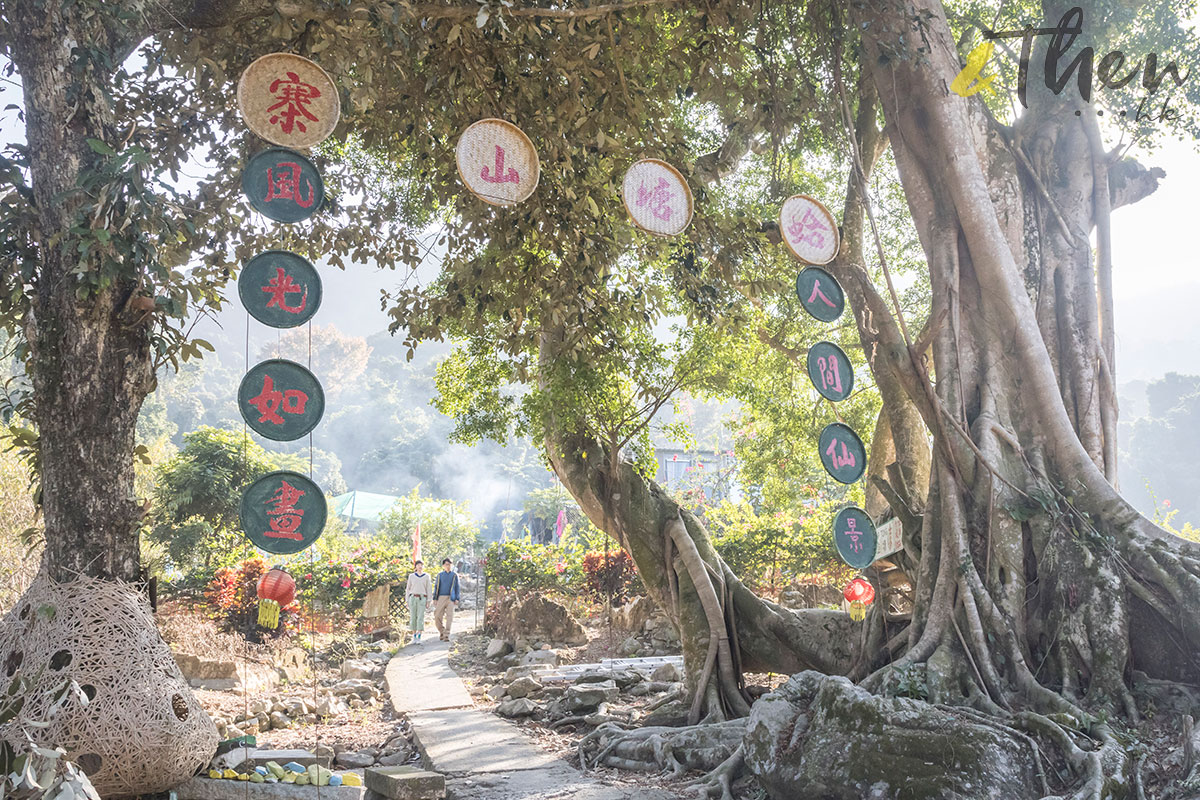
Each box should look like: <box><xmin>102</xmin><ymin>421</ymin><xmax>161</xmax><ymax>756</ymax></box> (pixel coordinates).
<box><xmin>257</xmin><ymin>568</ymin><xmax>296</xmax><ymax>628</ymax></box>
<box><xmin>843</xmin><ymin>577</ymin><xmax>875</xmax><ymax>606</ymax></box>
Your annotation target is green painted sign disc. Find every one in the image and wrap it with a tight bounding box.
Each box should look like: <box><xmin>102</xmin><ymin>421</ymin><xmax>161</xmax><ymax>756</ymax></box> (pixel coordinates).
<box><xmin>240</xmin><ymin>471</ymin><xmax>326</xmax><ymax>554</ymax></box>
<box><xmin>239</xmin><ymin>251</ymin><xmax>322</xmax><ymax>328</ymax></box>
<box><xmin>238</xmin><ymin>359</ymin><xmax>325</xmax><ymax>441</ymax></box>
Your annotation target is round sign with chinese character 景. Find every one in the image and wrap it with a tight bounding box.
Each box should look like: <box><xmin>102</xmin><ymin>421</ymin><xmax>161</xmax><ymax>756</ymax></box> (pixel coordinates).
<box><xmin>807</xmin><ymin>341</ymin><xmax>854</xmax><ymax>402</ymax></box>
<box><xmin>455</xmin><ymin>119</ymin><xmax>540</xmax><ymax>207</ymax></box>
<box><xmin>237</xmin><ymin>53</ymin><xmax>340</xmax><ymax>150</ymax></box>
<box><xmin>242</xmin><ymin>147</ymin><xmax>325</xmax><ymax>223</ymax></box>
<box><xmin>795</xmin><ymin>266</ymin><xmax>845</xmax><ymax>322</ymax></box>
<box><xmin>780</xmin><ymin>194</ymin><xmax>840</xmax><ymax>265</ymax></box>
<box><xmin>833</xmin><ymin>507</ymin><xmax>878</xmax><ymax>569</ymax></box>
<box><xmin>621</xmin><ymin>159</ymin><xmax>694</xmax><ymax>237</ymax></box>
<box><xmin>239</xmin><ymin>251</ymin><xmax>322</xmax><ymax>328</ymax></box>
<box><xmin>237</xmin><ymin>359</ymin><xmax>325</xmax><ymax>441</ymax></box>
<box><xmin>240</xmin><ymin>471</ymin><xmax>327</xmax><ymax>554</ymax></box>
<box><xmin>818</xmin><ymin>422</ymin><xmax>867</xmax><ymax>484</ymax></box>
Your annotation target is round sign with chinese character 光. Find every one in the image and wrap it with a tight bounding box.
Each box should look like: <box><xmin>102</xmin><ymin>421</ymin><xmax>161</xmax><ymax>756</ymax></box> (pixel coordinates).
<box><xmin>795</xmin><ymin>266</ymin><xmax>845</xmax><ymax>323</ymax></box>
<box><xmin>240</xmin><ymin>471</ymin><xmax>327</xmax><ymax>554</ymax></box>
<box><xmin>237</xmin><ymin>53</ymin><xmax>340</xmax><ymax>149</ymax></box>
<box><xmin>780</xmin><ymin>195</ymin><xmax>840</xmax><ymax>265</ymax></box>
<box><xmin>807</xmin><ymin>341</ymin><xmax>854</xmax><ymax>403</ymax></box>
<box><xmin>621</xmin><ymin>159</ymin><xmax>694</xmax><ymax>237</ymax></box>
<box><xmin>833</xmin><ymin>507</ymin><xmax>878</xmax><ymax>570</ymax></box>
<box><xmin>455</xmin><ymin>119</ymin><xmax>540</xmax><ymax>207</ymax></box>
<box><xmin>242</xmin><ymin>147</ymin><xmax>325</xmax><ymax>223</ymax></box>
<box><xmin>239</xmin><ymin>251</ymin><xmax>322</xmax><ymax>328</ymax></box>
<box><xmin>818</xmin><ymin>422</ymin><xmax>867</xmax><ymax>484</ymax></box>
<box><xmin>238</xmin><ymin>358</ymin><xmax>325</xmax><ymax>441</ymax></box>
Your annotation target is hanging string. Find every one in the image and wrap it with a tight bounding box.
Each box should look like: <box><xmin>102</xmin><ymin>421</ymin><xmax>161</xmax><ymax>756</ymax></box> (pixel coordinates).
<box><xmin>307</xmin><ymin>317</ymin><xmax>323</xmax><ymax>800</ymax></box>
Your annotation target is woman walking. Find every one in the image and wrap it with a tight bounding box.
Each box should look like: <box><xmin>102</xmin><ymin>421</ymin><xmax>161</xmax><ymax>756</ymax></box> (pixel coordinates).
<box><xmin>405</xmin><ymin>560</ymin><xmax>431</xmax><ymax>643</ymax></box>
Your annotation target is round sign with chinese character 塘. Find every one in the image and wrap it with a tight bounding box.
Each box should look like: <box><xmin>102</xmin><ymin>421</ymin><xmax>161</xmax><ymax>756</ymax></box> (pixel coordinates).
<box><xmin>780</xmin><ymin>195</ymin><xmax>840</xmax><ymax>265</ymax></box>
<box><xmin>238</xmin><ymin>359</ymin><xmax>325</xmax><ymax>441</ymax></box>
<box><xmin>237</xmin><ymin>53</ymin><xmax>340</xmax><ymax>149</ymax></box>
<box><xmin>833</xmin><ymin>506</ymin><xmax>877</xmax><ymax>570</ymax></box>
<box><xmin>795</xmin><ymin>266</ymin><xmax>845</xmax><ymax>322</ymax></box>
<box><xmin>239</xmin><ymin>251</ymin><xmax>322</xmax><ymax>328</ymax></box>
<box><xmin>621</xmin><ymin>159</ymin><xmax>694</xmax><ymax>237</ymax></box>
<box><xmin>455</xmin><ymin>119</ymin><xmax>540</xmax><ymax>207</ymax></box>
<box><xmin>818</xmin><ymin>422</ymin><xmax>867</xmax><ymax>484</ymax></box>
<box><xmin>807</xmin><ymin>341</ymin><xmax>854</xmax><ymax>403</ymax></box>
<box><xmin>240</xmin><ymin>471</ymin><xmax>327</xmax><ymax>554</ymax></box>
<box><xmin>242</xmin><ymin>147</ymin><xmax>325</xmax><ymax>223</ymax></box>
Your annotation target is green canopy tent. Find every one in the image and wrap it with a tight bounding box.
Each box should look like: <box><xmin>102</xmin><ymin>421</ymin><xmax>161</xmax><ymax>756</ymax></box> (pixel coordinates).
<box><xmin>330</xmin><ymin>490</ymin><xmax>401</xmax><ymax>529</ymax></box>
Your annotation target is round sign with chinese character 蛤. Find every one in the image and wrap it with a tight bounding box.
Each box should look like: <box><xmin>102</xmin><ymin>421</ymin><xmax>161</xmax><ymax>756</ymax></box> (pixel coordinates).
<box><xmin>795</xmin><ymin>266</ymin><xmax>845</xmax><ymax>323</ymax></box>
<box><xmin>807</xmin><ymin>341</ymin><xmax>854</xmax><ymax>403</ymax></box>
<box><xmin>238</xmin><ymin>359</ymin><xmax>325</xmax><ymax>441</ymax></box>
<box><xmin>239</xmin><ymin>251</ymin><xmax>322</xmax><ymax>328</ymax></box>
<box><xmin>237</xmin><ymin>53</ymin><xmax>340</xmax><ymax>150</ymax></box>
<box><xmin>455</xmin><ymin>119</ymin><xmax>540</xmax><ymax>207</ymax></box>
<box><xmin>240</xmin><ymin>471</ymin><xmax>327</xmax><ymax>554</ymax></box>
<box><xmin>242</xmin><ymin>147</ymin><xmax>325</xmax><ymax>223</ymax></box>
<box><xmin>818</xmin><ymin>422</ymin><xmax>867</xmax><ymax>484</ymax></box>
<box><xmin>780</xmin><ymin>195</ymin><xmax>840</xmax><ymax>265</ymax></box>
<box><xmin>833</xmin><ymin>506</ymin><xmax>878</xmax><ymax>570</ymax></box>
<box><xmin>621</xmin><ymin>159</ymin><xmax>694</xmax><ymax>237</ymax></box>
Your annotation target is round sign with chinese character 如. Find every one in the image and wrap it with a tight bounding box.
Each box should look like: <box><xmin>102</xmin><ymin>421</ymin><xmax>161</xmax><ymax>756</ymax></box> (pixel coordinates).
<box><xmin>833</xmin><ymin>506</ymin><xmax>877</xmax><ymax>569</ymax></box>
<box><xmin>455</xmin><ymin>119</ymin><xmax>540</xmax><ymax>207</ymax></box>
<box><xmin>807</xmin><ymin>341</ymin><xmax>854</xmax><ymax>403</ymax></box>
<box><xmin>795</xmin><ymin>266</ymin><xmax>845</xmax><ymax>322</ymax></box>
<box><xmin>238</xmin><ymin>359</ymin><xmax>325</xmax><ymax>441</ymax></box>
<box><xmin>237</xmin><ymin>53</ymin><xmax>340</xmax><ymax>150</ymax></box>
<box><xmin>240</xmin><ymin>471</ymin><xmax>327</xmax><ymax>554</ymax></box>
<box><xmin>621</xmin><ymin>159</ymin><xmax>694</xmax><ymax>237</ymax></box>
<box><xmin>242</xmin><ymin>147</ymin><xmax>325</xmax><ymax>223</ymax></box>
<box><xmin>780</xmin><ymin>195</ymin><xmax>840</xmax><ymax>265</ymax></box>
<box><xmin>239</xmin><ymin>251</ymin><xmax>322</xmax><ymax>328</ymax></box>
<box><xmin>818</xmin><ymin>422</ymin><xmax>867</xmax><ymax>484</ymax></box>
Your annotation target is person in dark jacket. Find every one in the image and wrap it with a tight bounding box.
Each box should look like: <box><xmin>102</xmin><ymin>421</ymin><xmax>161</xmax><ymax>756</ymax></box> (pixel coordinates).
<box><xmin>432</xmin><ymin>558</ymin><xmax>460</xmax><ymax>641</ymax></box>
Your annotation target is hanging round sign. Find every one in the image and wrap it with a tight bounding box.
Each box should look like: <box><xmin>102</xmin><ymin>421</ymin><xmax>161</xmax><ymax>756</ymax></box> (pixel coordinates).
<box><xmin>240</xmin><ymin>471</ymin><xmax>327</xmax><ymax>554</ymax></box>
<box><xmin>455</xmin><ymin>119</ymin><xmax>539</xmax><ymax>206</ymax></box>
<box><xmin>621</xmin><ymin>159</ymin><xmax>694</xmax><ymax>237</ymax></box>
<box><xmin>795</xmin><ymin>266</ymin><xmax>845</xmax><ymax>322</ymax></box>
<box><xmin>242</xmin><ymin>147</ymin><xmax>324</xmax><ymax>223</ymax></box>
<box><xmin>239</xmin><ymin>251</ymin><xmax>322</xmax><ymax>328</ymax></box>
<box><xmin>780</xmin><ymin>194</ymin><xmax>840</xmax><ymax>264</ymax></box>
<box><xmin>238</xmin><ymin>359</ymin><xmax>325</xmax><ymax>441</ymax></box>
<box><xmin>237</xmin><ymin>53</ymin><xmax>340</xmax><ymax>149</ymax></box>
<box><xmin>818</xmin><ymin>422</ymin><xmax>867</xmax><ymax>484</ymax></box>
<box><xmin>807</xmin><ymin>341</ymin><xmax>854</xmax><ymax>402</ymax></box>
<box><xmin>834</xmin><ymin>508</ymin><xmax>878</xmax><ymax>569</ymax></box>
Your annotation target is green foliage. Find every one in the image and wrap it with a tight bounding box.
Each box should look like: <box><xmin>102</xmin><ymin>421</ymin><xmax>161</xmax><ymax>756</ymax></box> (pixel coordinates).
<box><xmin>294</xmin><ymin>527</ymin><xmax>411</xmax><ymax>614</ymax></box>
<box><xmin>377</xmin><ymin>488</ymin><xmax>481</xmax><ymax>564</ymax></box>
<box><xmin>483</xmin><ymin>540</ymin><xmax>579</xmax><ymax>595</ymax></box>
<box><xmin>1121</xmin><ymin>373</ymin><xmax>1200</xmax><ymax>527</ymax></box>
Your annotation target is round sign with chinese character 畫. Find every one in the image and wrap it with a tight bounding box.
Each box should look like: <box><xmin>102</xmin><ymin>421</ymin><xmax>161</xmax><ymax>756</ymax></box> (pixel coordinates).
<box><xmin>239</xmin><ymin>251</ymin><xmax>322</xmax><ymax>328</ymax></box>
<box><xmin>240</xmin><ymin>471</ymin><xmax>327</xmax><ymax>554</ymax></box>
<box><xmin>242</xmin><ymin>147</ymin><xmax>325</xmax><ymax>223</ymax></box>
<box><xmin>780</xmin><ymin>195</ymin><xmax>840</xmax><ymax>265</ymax></box>
<box><xmin>621</xmin><ymin>159</ymin><xmax>693</xmax><ymax>237</ymax></box>
<box><xmin>238</xmin><ymin>359</ymin><xmax>325</xmax><ymax>441</ymax></box>
<box><xmin>237</xmin><ymin>53</ymin><xmax>340</xmax><ymax>150</ymax></box>
<box><xmin>455</xmin><ymin>119</ymin><xmax>540</xmax><ymax>207</ymax></box>
<box><xmin>796</xmin><ymin>266</ymin><xmax>845</xmax><ymax>323</ymax></box>
<box><xmin>833</xmin><ymin>506</ymin><xmax>877</xmax><ymax>569</ymax></box>
<box><xmin>807</xmin><ymin>341</ymin><xmax>854</xmax><ymax>403</ymax></box>
<box><xmin>818</xmin><ymin>422</ymin><xmax>867</xmax><ymax>484</ymax></box>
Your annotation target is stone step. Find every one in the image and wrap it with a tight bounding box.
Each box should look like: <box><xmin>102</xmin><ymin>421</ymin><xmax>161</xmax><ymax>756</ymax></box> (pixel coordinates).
<box><xmin>364</xmin><ymin>766</ymin><xmax>445</xmax><ymax>799</ymax></box>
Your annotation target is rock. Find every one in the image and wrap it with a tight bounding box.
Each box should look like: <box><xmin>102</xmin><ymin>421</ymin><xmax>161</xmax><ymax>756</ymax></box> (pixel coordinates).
<box><xmin>316</xmin><ymin>697</ymin><xmax>350</xmax><ymax>717</ymax></box>
<box><xmin>251</xmin><ymin>699</ymin><xmax>270</xmax><ymax>714</ymax></box>
<box><xmin>628</xmin><ymin>683</ymin><xmax>650</xmax><ymax>697</ymax></box>
<box><xmin>575</xmin><ymin>669</ymin><xmax>642</xmax><ymax>689</ymax></box>
<box><xmin>520</xmin><ymin>649</ymin><xmax>558</xmax><ymax>667</ymax></box>
<box><xmin>498</xmin><ymin>653</ymin><xmax>522</xmax><ymax>669</ymax></box>
<box><xmin>364</xmin><ymin>651</ymin><xmax>392</xmax><ymax>664</ymax></box>
<box><xmin>496</xmin><ymin>594</ymin><xmax>588</xmax><ymax>646</ymax></box>
<box><xmin>496</xmin><ymin>698</ymin><xmax>539</xmax><ymax>718</ymax></box>
<box><xmin>612</xmin><ymin>595</ymin><xmax>657</xmax><ymax>632</ymax></box>
<box><xmin>617</xmin><ymin>637</ymin><xmax>641</xmax><ymax>657</ymax></box>
<box><xmin>485</xmin><ymin>638</ymin><xmax>513</xmax><ymax>660</ymax></box>
<box><xmin>365</xmin><ymin>765</ymin><xmax>445</xmax><ymax>800</ymax></box>
<box><xmin>269</xmin><ymin>712</ymin><xmax>292</xmax><ymax>730</ymax></box>
<box><xmin>334</xmin><ymin>750</ymin><xmax>376</xmax><ymax>769</ymax></box>
<box><xmin>376</xmin><ymin>746</ymin><xmax>414</xmax><ymax>766</ymax></box>
<box><xmin>341</xmin><ymin>659</ymin><xmax>378</xmax><ymax>680</ymax></box>
<box><xmin>485</xmin><ymin>684</ymin><xmax>507</xmax><ymax>701</ymax></box>
<box><xmin>240</xmin><ymin>720</ymin><xmax>260</xmax><ymax>736</ymax></box>
<box><xmin>651</xmin><ymin>662</ymin><xmax>681</xmax><ymax>682</ymax></box>
<box><xmin>564</xmin><ymin>680</ymin><xmax>618</xmax><ymax>712</ymax></box>
<box><xmin>506</xmin><ymin>676</ymin><xmax>543</xmax><ymax>699</ymax></box>
<box><xmin>284</xmin><ymin>699</ymin><xmax>307</xmax><ymax>716</ymax></box>
<box><xmin>349</xmin><ymin>698</ymin><xmax>366</xmax><ymax>709</ymax></box>
<box><xmin>502</xmin><ymin>665</ymin><xmax>539</xmax><ymax>683</ymax></box>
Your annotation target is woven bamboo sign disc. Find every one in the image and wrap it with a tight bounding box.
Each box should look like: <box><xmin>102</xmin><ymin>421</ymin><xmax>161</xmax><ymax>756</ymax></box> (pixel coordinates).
<box><xmin>780</xmin><ymin>194</ymin><xmax>840</xmax><ymax>264</ymax></box>
<box><xmin>455</xmin><ymin>118</ymin><xmax>540</xmax><ymax>206</ymax></box>
<box><xmin>238</xmin><ymin>53</ymin><xmax>340</xmax><ymax>149</ymax></box>
<box><xmin>622</xmin><ymin>159</ymin><xmax>694</xmax><ymax>236</ymax></box>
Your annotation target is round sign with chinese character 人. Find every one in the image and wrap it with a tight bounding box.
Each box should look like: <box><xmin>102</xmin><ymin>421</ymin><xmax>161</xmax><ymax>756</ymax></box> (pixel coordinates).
<box><xmin>818</xmin><ymin>422</ymin><xmax>867</xmax><ymax>484</ymax></box>
<box><xmin>240</xmin><ymin>471</ymin><xmax>327</xmax><ymax>554</ymax></box>
<box><xmin>237</xmin><ymin>53</ymin><xmax>340</xmax><ymax>149</ymax></box>
<box><xmin>780</xmin><ymin>195</ymin><xmax>840</xmax><ymax>265</ymax></box>
<box><xmin>238</xmin><ymin>359</ymin><xmax>325</xmax><ymax>441</ymax></box>
<box><xmin>833</xmin><ymin>506</ymin><xmax>877</xmax><ymax>569</ymax></box>
<box><xmin>807</xmin><ymin>341</ymin><xmax>854</xmax><ymax>403</ymax></box>
<box><xmin>242</xmin><ymin>147</ymin><xmax>325</xmax><ymax>223</ymax></box>
<box><xmin>621</xmin><ymin>159</ymin><xmax>694</xmax><ymax>237</ymax></box>
<box><xmin>239</xmin><ymin>251</ymin><xmax>322</xmax><ymax>328</ymax></box>
<box><xmin>455</xmin><ymin>119</ymin><xmax>540</xmax><ymax>207</ymax></box>
<box><xmin>795</xmin><ymin>266</ymin><xmax>845</xmax><ymax>322</ymax></box>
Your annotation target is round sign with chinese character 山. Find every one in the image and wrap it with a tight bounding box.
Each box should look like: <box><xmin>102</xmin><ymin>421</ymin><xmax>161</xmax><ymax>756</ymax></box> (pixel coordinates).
<box><xmin>795</xmin><ymin>266</ymin><xmax>845</xmax><ymax>323</ymax></box>
<box><xmin>238</xmin><ymin>359</ymin><xmax>325</xmax><ymax>441</ymax></box>
<box><xmin>818</xmin><ymin>422</ymin><xmax>867</xmax><ymax>484</ymax></box>
<box><xmin>834</xmin><ymin>507</ymin><xmax>878</xmax><ymax>570</ymax></box>
<box><xmin>237</xmin><ymin>53</ymin><xmax>340</xmax><ymax>149</ymax></box>
<box><xmin>455</xmin><ymin>119</ymin><xmax>540</xmax><ymax>207</ymax></box>
<box><xmin>242</xmin><ymin>147</ymin><xmax>325</xmax><ymax>223</ymax></box>
<box><xmin>621</xmin><ymin>159</ymin><xmax>694</xmax><ymax>237</ymax></box>
<box><xmin>807</xmin><ymin>341</ymin><xmax>854</xmax><ymax>403</ymax></box>
<box><xmin>239</xmin><ymin>251</ymin><xmax>322</xmax><ymax>328</ymax></box>
<box><xmin>240</xmin><ymin>471</ymin><xmax>327</xmax><ymax>554</ymax></box>
<box><xmin>780</xmin><ymin>194</ymin><xmax>840</xmax><ymax>265</ymax></box>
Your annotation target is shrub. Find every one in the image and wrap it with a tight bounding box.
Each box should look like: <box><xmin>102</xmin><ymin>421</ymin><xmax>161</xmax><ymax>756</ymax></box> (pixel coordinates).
<box><xmin>581</xmin><ymin>550</ymin><xmax>638</xmax><ymax>605</ymax></box>
<box><xmin>295</xmin><ymin>530</ymin><xmax>411</xmax><ymax>615</ymax></box>
<box><xmin>482</xmin><ymin>540</ymin><xmax>582</xmax><ymax>595</ymax></box>
<box><xmin>204</xmin><ymin>556</ymin><xmax>299</xmax><ymax>639</ymax></box>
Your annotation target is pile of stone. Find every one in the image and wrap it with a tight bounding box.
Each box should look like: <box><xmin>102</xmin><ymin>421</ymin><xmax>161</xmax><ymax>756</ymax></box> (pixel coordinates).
<box><xmin>608</xmin><ymin>596</ymin><xmax>681</xmax><ymax>658</ymax></box>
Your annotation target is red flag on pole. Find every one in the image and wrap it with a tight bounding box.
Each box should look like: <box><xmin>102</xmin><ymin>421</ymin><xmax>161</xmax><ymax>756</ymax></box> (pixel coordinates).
<box><xmin>412</xmin><ymin>521</ymin><xmax>422</xmax><ymax>564</ymax></box>
<box><xmin>554</xmin><ymin>509</ymin><xmax>566</xmax><ymax>542</ymax></box>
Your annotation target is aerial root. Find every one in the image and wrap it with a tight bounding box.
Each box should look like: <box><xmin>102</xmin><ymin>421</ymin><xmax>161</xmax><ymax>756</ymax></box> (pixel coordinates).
<box><xmin>686</xmin><ymin>744</ymin><xmax>745</xmax><ymax>800</ymax></box>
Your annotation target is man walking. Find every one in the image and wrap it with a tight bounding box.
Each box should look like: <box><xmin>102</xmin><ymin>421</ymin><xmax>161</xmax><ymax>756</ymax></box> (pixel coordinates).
<box><xmin>433</xmin><ymin>558</ymin><xmax>460</xmax><ymax>641</ymax></box>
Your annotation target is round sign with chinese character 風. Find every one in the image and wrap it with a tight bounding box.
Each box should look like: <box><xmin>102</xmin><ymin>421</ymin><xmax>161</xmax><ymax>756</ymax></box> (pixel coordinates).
<box><xmin>621</xmin><ymin>159</ymin><xmax>694</xmax><ymax>237</ymax></box>
<box><xmin>238</xmin><ymin>359</ymin><xmax>325</xmax><ymax>441</ymax></box>
<box><xmin>807</xmin><ymin>341</ymin><xmax>854</xmax><ymax>403</ymax></box>
<box><xmin>780</xmin><ymin>195</ymin><xmax>840</xmax><ymax>265</ymax></box>
<box><xmin>242</xmin><ymin>147</ymin><xmax>325</xmax><ymax>223</ymax></box>
<box><xmin>237</xmin><ymin>53</ymin><xmax>340</xmax><ymax>150</ymax></box>
<box><xmin>455</xmin><ymin>119</ymin><xmax>540</xmax><ymax>207</ymax></box>
<box><xmin>240</xmin><ymin>471</ymin><xmax>327</xmax><ymax>554</ymax></box>
<box><xmin>239</xmin><ymin>251</ymin><xmax>322</xmax><ymax>328</ymax></box>
<box><xmin>818</xmin><ymin>422</ymin><xmax>867</xmax><ymax>484</ymax></box>
<box><xmin>833</xmin><ymin>506</ymin><xmax>878</xmax><ymax>570</ymax></box>
<box><xmin>795</xmin><ymin>266</ymin><xmax>845</xmax><ymax>322</ymax></box>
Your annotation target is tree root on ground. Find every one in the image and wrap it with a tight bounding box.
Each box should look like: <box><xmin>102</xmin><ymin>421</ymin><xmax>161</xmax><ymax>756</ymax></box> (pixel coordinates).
<box><xmin>578</xmin><ymin>719</ymin><xmax>747</xmax><ymax>786</ymax></box>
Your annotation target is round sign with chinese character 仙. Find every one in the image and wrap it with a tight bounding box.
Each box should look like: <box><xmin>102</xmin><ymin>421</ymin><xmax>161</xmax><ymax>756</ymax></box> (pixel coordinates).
<box><xmin>238</xmin><ymin>359</ymin><xmax>325</xmax><ymax>441</ymax></box>
<box><xmin>621</xmin><ymin>159</ymin><xmax>694</xmax><ymax>237</ymax></box>
<box><xmin>455</xmin><ymin>119</ymin><xmax>540</xmax><ymax>207</ymax></box>
<box><xmin>780</xmin><ymin>195</ymin><xmax>840</xmax><ymax>265</ymax></box>
<box><xmin>237</xmin><ymin>53</ymin><xmax>340</xmax><ymax>149</ymax></box>
<box><xmin>807</xmin><ymin>341</ymin><xmax>854</xmax><ymax>403</ymax></box>
<box><xmin>242</xmin><ymin>147</ymin><xmax>325</xmax><ymax>223</ymax></box>
<box><xmin>795</xmin><ymin>266</ymin><xmax>845</xmax><ymax>323</ymax></box>
<box><xmin>833</xmin><ymin>506</ymin><xmax>878</xmax><ymax>570</ymax></box>
<box><xmin>239</xmin><ymin>251</ymin><xmax>322</xmax><ymax>328</ymax></box>
<box><xmin>240</xmin><ymin>471</ymin><xmax>327</xmax><ymax>554</ymax></box>
<box><xmin>818</xmin><ymin>422</ymin><xmax>867</xmax><ymax>484</ymax></box>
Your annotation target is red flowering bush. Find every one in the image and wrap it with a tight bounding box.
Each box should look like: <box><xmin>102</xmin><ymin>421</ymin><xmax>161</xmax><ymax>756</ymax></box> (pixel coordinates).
<box><xmin>205</xmin><ymin>556</ymin><xmax>299</xmax><ymax>638</ymax></box>
<box><xmin>581</xmin><ymin>550</ymin><xmax>638</xmax><ymax>605</ymax></box>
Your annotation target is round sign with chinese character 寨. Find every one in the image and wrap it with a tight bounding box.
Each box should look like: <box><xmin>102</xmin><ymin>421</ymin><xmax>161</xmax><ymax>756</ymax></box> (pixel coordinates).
<box><xmin>239</xmin><ymin>251</ymin><xmax>322</xmax><ymax>328</ymax></box>
<box><xmin>242</xmin><ymin>147</ymin><xmax>325</xmax><ymax>223</ymax></box>
<box><xmin>238</xmin><ymin>359</ymin><xmax>325</xmax><ymax>441</ymax></box>
<box><xmin>780</xmin><ymin>195</ymin><xmax>840</xmax><ymax>265</ymax></box>
<box><xmin>237</xmin><ymin>53</ymin><xmax>340</xmax><ymax>150</ymax></box>
<box><xmin>833</xmin><ymin>507</ymin><xmax>877</xmax><ymax>569</ymax></box>
<box><xmin>818</xmin><ymin>422</ymin><xmax>867</xmax><ymax>484</ymax></box>
<box><xmin>455</xmin><ymin>119</ymin><xmax>540</xmax><ymax>207</ymax></box>
<box><xmin>807</xmin><ymin>341</ymin><xmax>854</xmax><ymax>403</ymax></box>
<box><xmin>795</xmin><ymin>266</ymin><xmax>845</xmax><ymax>322</ymax></box>
<box><xmin>621</xmin><ymin>159</ymin><xmax>694</xmax><ymax>237</ymax></box>
<box><xmin>240</xmin><ymin>471</ymin><xmax>327</xmax><ymax>554</ymax></box>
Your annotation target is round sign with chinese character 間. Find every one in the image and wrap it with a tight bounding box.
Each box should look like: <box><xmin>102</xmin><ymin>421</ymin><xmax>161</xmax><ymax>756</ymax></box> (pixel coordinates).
<box><xmin>455</xmin><ymin>119</ymin><xmax>540</xmax><ymax>207</ymax></box>
<box><xmin>240</xmin><ymin>471</ymin><xmax>327</xmax><ymax>554</ymax></box>
<box><xmin>239</xmin><ymin>251</ymin><xmax>322</xmax><ymax>328</ymax></box>
<box><xmin>237</xmin><ymin>53</ymin><xmax>340</xmax><ymax>150</ymax></box>
<box><xmin>242</xmin><ymin>147</ymin><xmax>325</xmax><ymax>223</ymax></box>
<box><xmin>795</xmin><ymin>266</ymin><xmax>845</xmax><ymax>323</ymax></box>
<box><xmin>807</xmin><ymin>341</ymin><xmax>854</xmax><ymax>403</ymax></box>
<box><xmin>621</xmin><ymin>159</ymin><xmax>694</xmax><ymax>237</ymax></box>
<box><xmin>818</xmin><ymin>422</ymin><xmax>867</xmax><ymax>484</ymax></box>
<box><xmin>780</xmin><ymin>195</ymin><xmax>840</xmax><ymax>265</ymax></box>
<box><xmin>833</xmin><ymin>507</ymin><xmax>878</xmax><ymax>570</ymax></box>
<box><xmin>238</xmin><ymin>359</ymin><xmax>325</xmax><ymax>441</ymax></box>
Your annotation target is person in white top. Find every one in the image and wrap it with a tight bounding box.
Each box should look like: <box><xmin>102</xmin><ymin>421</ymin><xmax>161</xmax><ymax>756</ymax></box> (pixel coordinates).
<box><xmin>404</xmin><ymin>561</ymin><xmax>432</xmax><ymax>643</ymax></box>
